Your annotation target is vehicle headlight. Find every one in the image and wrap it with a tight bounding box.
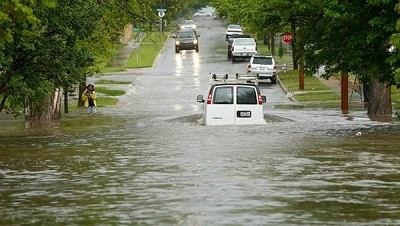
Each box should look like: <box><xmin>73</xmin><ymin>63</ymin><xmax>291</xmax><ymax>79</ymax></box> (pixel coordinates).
<box><xmin>175</xmin><ymin>41</ymin><xmax>180</xmax><ymax>45</ymax></box>
<box><xmin>193</xmin><ymin>39</ymin><xmax>198</xmax><ymax>44</ymax></box>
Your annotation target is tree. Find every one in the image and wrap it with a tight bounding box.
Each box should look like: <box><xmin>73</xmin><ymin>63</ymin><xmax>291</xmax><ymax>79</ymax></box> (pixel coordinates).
<box><xmin>303</xmin><ymin>0</ymin><xmax>400</xmax><ymax>121</ymax></box>
<box><xmin>0</xmin><ymin>0</ymin><xmax>127</xmax><ymax>125</ymax></box>
<box><xmin>211</xmin><ymin>0</ymin><xmax>400</xmax><ymax>121</ymax></box>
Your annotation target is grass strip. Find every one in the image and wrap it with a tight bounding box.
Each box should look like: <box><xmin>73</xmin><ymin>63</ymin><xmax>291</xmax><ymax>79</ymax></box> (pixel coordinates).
<box><xmin>95</xmin><ymin>80</ymin><xmax>132</xmax><ymax>85</ymax></box>
<box><xmin>97</xmin><ymin>97</ymin><xmax>119</xmax><ymax>107</ymax></box>
<box><xmin>126</xmin><ymin>32</ymin><xmax>168</xmax><ymax>68</ymax></box>
<box><xmin>279</xmin><ymin>70</ymin><xmax>340</xmax><ymax>104</ymax></box>
<box><xmin>392</xmin><ymin>86</ymin><xmax>400</xmax><ymax>110</ymax></box>
<box><xmin>96</xmin><ymin>87</ymin><xmax>125</xmax><ymax>96</ymax></box>
<box><xmin>256</xmin><ymin>40</ymin><xmax>293</xmax><ymax>66</ymax></box>
<box><xmin>279</xmin><ymin>70</ymin><xmax>332</xmax><ymax>92</ymax></box>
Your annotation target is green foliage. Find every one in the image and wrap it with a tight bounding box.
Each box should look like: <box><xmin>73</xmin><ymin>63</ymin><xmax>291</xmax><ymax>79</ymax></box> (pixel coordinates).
<box><xmin>278</xmin><ymin>41</ymin><xmax>284</xmax><ymax>59</ymax></box>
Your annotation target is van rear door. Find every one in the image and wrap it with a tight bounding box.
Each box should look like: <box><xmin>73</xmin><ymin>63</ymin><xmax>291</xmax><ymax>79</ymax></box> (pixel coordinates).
<box><xmin>206</xmin><ymin>86</ymin><xmax>235</xmax><ymax>125</ymax></box>
<box><xmin>235</xmin><ymin>86</ymin><xmax>265</xmax><ymax>125</ymax></box>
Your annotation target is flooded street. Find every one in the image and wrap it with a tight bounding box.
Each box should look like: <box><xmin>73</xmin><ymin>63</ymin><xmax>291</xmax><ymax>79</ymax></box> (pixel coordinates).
<box><xmin>1</xmin><ymin>18</ymin><xmax>400</xmax><ymax>225</ymax></box>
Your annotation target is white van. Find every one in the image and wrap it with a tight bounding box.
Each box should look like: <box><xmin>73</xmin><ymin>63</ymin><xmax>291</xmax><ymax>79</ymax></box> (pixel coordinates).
<box><xmin>197</xmin><ymin>83</ymin><xmax>266</xmax><ymax>126</ymax></box>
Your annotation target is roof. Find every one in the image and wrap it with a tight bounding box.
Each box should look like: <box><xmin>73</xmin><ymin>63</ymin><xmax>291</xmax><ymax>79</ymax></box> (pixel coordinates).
<box><xmin>253</xmin><ymin>54</ymin><xmax>274</xmax><ymax>58</ymax></box>
<box><xmin>209</xmin><ymin>73</ymin><xmax>259</xmax><ymax>86</ymax></box>
<box><xmin>211</xmin><ymin>82</ymin><xmax>258</xmax><ymax>87</ymax></box>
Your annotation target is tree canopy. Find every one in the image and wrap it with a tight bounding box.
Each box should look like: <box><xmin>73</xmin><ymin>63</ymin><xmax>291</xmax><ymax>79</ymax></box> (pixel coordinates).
<box><xmin>211</xmin><ymin>0</ymin><xmax>400</xmax><ymax>121</ymax></box>
<box><xmin>0</xmin><ymin>0</ymin><xmax>204</xmax><ymax>121</ymax></box>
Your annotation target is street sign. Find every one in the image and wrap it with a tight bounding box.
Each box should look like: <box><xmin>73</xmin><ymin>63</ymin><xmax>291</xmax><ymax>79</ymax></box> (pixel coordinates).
<box><xmin>282</xmin><ymin>32</ymin><xmax>293</xmax><ymax>44</ymax></box>
<box><xmin>157</xmin><ymin>8</ymin><xmax>166</xmax><ymax>18</ymax></box>
<box><xmin>158</xmin><ymin>11</ymin><xmax>165</xmax><ymax>18</ymax></box>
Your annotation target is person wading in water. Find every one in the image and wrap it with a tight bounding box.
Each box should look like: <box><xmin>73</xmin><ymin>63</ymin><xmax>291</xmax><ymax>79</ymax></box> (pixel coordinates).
<box><xmin>82</xmin><ymin>84</ymin><xmax>97</xmax><ymax>113</ymax></box>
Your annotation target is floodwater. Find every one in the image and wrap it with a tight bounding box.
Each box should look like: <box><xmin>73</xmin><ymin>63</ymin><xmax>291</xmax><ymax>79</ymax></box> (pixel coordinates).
<box><xmin>1</xmin><ymin>17</ymin><xmax>400</xmax><ymax>225</ymax></box>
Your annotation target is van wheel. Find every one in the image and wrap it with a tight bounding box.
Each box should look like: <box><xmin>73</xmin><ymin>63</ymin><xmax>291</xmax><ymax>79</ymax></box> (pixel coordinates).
<box><xmin>195</xmin><ymin>46</ymin><xmax>199</xmax><ymax>52</ymax></box>
<box><xmin>227</xmin><ymin>51</ymin><xmax>231</xmax><ymax>58</ymax></box>
<box><xmin>271</xmin><ymin>76</ymin><xmax>277</xmax><ymax>84</ymax></box>
<box><xmin>232</xmin><ymin>56</ymin><xmax>236</xmax><ymax>63</ymax></box>
<box><xmin>175</xmin><ymin>47</ymin><xmax>179</xmax><ymax>53</ymax></box>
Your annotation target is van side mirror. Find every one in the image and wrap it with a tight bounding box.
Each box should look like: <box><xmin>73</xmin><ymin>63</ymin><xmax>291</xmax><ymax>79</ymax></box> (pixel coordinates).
<box><xmin>262</xmin><ymin>96</ymin><xmax>267</xmax><ymax>103</ymax></box>
<box><xmin>197</xmin><ymin>95</ymin><xmax>204</xmax><ymax>103</ymax></box>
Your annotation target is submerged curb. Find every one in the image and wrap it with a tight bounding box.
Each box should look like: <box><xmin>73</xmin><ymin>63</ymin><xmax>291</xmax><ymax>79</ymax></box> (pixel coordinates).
<box><xmin>277</xmin><ymin>74</ymin><xmax>297</xmax><ymax>103</ymax></box>
<box><xmin>152</xmin><ymin>35</ymin><xmax>169</xmax><ymax>68</ymax></box>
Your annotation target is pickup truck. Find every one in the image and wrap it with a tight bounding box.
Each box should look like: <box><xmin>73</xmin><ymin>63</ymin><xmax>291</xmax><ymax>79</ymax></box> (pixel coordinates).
<box><xmin>227</xmin><ymin>34</ymin><xmax>251</xmax><ymax>58</ymax></box>
<box><xmin>231</xmin><ymin>38</ymin><xmax>257</xmax><ymax>62</ymax></box>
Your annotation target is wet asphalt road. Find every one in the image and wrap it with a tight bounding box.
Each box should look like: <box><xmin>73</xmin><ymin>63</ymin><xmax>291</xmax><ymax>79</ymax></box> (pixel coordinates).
<box><xmin>1</xmin><ymin>17</ymin><xmax>400</xmax><ymax>225</ymax></box>
<box><xmin>102</xmin><ymin>17</ymin><xmax>291</xmax><ymax>119</ymax></box>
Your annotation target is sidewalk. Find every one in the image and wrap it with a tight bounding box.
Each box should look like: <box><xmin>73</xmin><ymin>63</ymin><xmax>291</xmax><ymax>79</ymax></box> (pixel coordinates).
<box><xmin>316</xmin><ymin>68</ymin><xmax>362</xmax><ymax>102</ymax></box>
<box><xmin>107</xmin><ymin>32</ymin><xmax>145</xmax><ymax>68</ymax></box>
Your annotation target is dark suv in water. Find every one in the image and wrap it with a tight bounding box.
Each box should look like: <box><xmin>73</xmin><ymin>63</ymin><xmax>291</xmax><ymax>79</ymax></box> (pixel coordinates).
<box><xmin>174</xmin><ymin>29</ymin><xmax>199</xmax><ymax>53</ymax></box>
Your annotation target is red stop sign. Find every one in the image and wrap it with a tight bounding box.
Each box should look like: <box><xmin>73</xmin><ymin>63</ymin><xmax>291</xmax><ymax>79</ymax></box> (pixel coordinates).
<box><xmin>282</xmin><ymin>32</ymin><xmax>293</xmax><ymax>44</ymax></box>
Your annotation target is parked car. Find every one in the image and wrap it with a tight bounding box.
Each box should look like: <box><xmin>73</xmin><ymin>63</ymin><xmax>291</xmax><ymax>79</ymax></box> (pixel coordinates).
<box><xmin>197</xmin><ymin>77</ymin><xmax>266</xmax><ymax>126</ymax></box>
<box><xmin>231</xmin><ymin>38</ymin><xmax>257</xmax><ymax>62</ymax></box>
<box><xmin>225</xmin><ymin>24</ymin><xmax>243</xmax><ymax>41</ymax></box>
<box><xmin>194</xmin><ymin>11</ymin><xmax>212</xmax><ymax>17</ymax></box>
<box><xmin>227</xmin><ymin>34</ymin><xmax>252</xmax><ymax>58</ymax></box>
<box><xmin>248</xmin><ymin>55</ymin><xmax>277</xmax><ymax>84</ymax></box>
<box><xmin>179</xmin><ymin>20</ymin><xmax>196</xmax><ymax>30</ymax></box>
<box><xmin>174</xmin><ymin>29</ymin><xmax>199</xmax><ymax>53</ymax></box>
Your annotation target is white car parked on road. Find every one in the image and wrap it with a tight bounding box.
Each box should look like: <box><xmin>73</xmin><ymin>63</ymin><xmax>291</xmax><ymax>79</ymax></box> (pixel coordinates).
<box><xmin>248</xmin><ymin>55</ymin><xmax>277</xmax><ymax>84</ymax></box>
<box><xmin>194</xmin><ymin>11</ymin><xmax>212</xmax><ymax>17</ymax></box>
<box><xmin>225</xmin><ymin>24</ymin><xmax>243</xmax><ymax>41</ymax></box>
<box><xmin>197</xmin><ymin>75</ymin><xmax>266</xmax><ymax>126</ymax></box>
<box><xmin>231</xmin><ymin>38</ymin><xmax>257</xmax><ymax>62</ymax></box>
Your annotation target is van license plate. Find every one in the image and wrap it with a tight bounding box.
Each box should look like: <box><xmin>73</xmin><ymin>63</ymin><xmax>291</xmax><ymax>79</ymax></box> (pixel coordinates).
<box><xmin>237</xmin><ymin>111</ymin><xmax>251</xmax><ymax>118</ymax></box>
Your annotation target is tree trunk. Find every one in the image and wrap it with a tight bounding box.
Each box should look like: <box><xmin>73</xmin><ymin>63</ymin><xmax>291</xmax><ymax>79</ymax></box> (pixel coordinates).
<box><xmin>78</xmin><ymin>82</ymin><xmax>86</xmax><ymax>107</ymax></box>
<box><xmin>341</xmin><ymin>71</ymin><xmax>349</xmax><ymax>114</ymax></box>
<box><xmin>299</xmin><ymin>60</ymin><xmax>305</xmax><ymax>90</ymax></box>
<box><xmin>291</xmin><ymin>18</ymin><xmax>298</xmax><ymax>70</ymax></box>
<box><xmin>64</xmin><ymin>87</ymin><xmax>69</xmax><ymax>114</ymax></box>
<box><xmin>271</xmin><ymin>32</ymin><xmax>276</xmax><ymax>56</ymax></box>
<box><xmin>298</xmin><ymin>31</ymin><xmax>304</xmax><ymax>90</ymax></box>
<box><xmin>367</xmin><ymin>79</ymin><xmax>392</xmax><ymax>122</ymax></box>
<box><xmin>0</xmin><ymin>95</ymin><xmax>8</xmax><ymax>113</ymax></box>
<box><xmin>25</xmin><ymin>89</ymin><xmax>62</xmax><ymax>127</ymax></box>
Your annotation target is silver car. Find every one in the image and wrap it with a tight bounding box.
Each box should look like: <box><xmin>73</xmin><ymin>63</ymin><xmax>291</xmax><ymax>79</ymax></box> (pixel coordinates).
<box><xmin>248</xmin><ymin>55</ymin><xmax>277</xmax><ymax>84</ymax></box>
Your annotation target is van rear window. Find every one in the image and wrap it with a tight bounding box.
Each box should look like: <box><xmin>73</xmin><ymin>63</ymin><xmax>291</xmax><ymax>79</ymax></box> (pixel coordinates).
<box><xmin>237</xmin><ymin>87</ymin><xmax>257</xmax><ymax>105</ymax></box>
<box><xmin>213</xmin><ymin>87</ymin><xmax>233</xmax><ymax>104</ymax></box>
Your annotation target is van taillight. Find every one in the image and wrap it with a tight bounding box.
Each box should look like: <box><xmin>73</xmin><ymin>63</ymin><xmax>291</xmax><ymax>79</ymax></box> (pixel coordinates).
<box><xmin>258</xmin><ymin>95</ymin><xmax>263</xmax><ymax>105</ymax></box>
<box><xmin>207</xmin><ymin>92</ymin><xmax>212</xmax><ymax>104</ymax></box>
